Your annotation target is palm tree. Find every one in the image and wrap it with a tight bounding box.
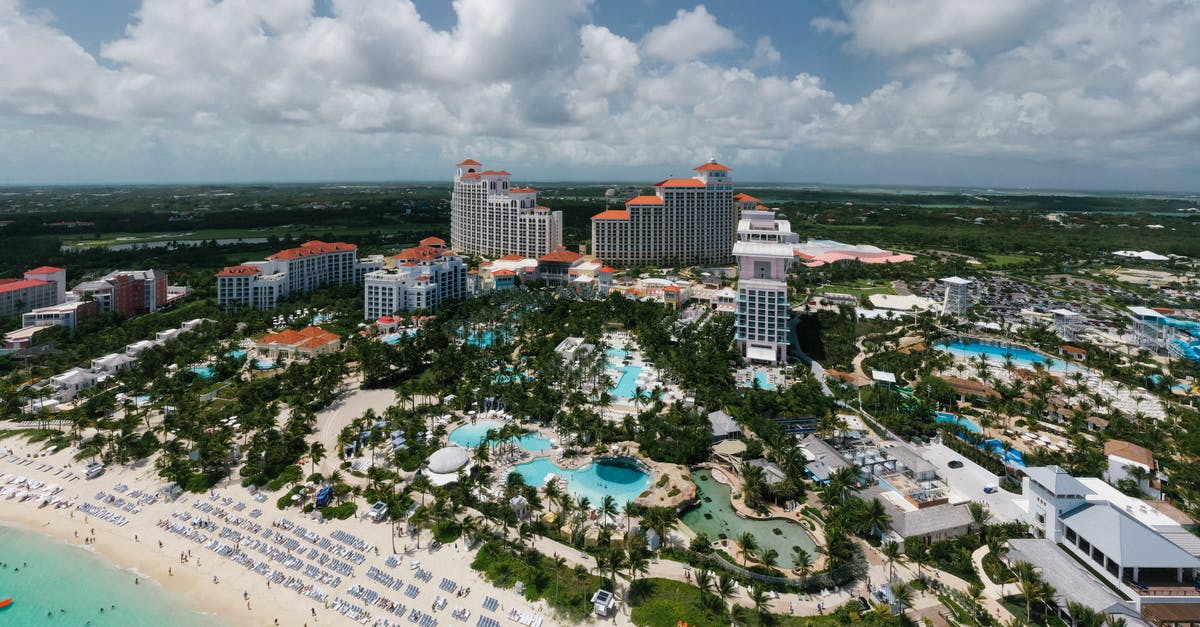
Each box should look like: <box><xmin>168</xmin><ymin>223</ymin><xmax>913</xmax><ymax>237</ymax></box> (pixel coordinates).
<box><xmin>792</xmin><ymin>546</ymin><xmax>813</xmax><ymax>578</ymax></box>
<box><xmin>748</xmin><ymin>584</ymin><xmax>771</xmax><ymax>618</ymax></box>
<box><xmin>1067</xmin><ymin>600</ymin><xmax>1105</xmax><ymax>627</ymax></box>
<box><xmin>600</xmin><ymin>494</ymin><xmax>618</xmax><ymax>528</ymax></box>
<box><xmin>621</xmin><ymin>501</ymin><xmax>636</xmax><ymax>534</ymax></box>
<box><xmin>881</xmin><ymin>540</ymin><xmax>905</xmax><ymax>581</ymax></box>
<box><xmin>714</xmin><ymin>573</ymin><xmax>737</xmax><ymax>613</ymax></box>
<box><xmin>694</xmin><ymin>568</ymin><xmax>713</xmax><ymax>602</ymax></box>
<box><xmin>891</xmin><ymin>581</ymin><xmax>914</xmax><ymax>616</ymax></box>
<box><xmin>862</xmin><ymin>497</ymin><xmax>892</xmax><ymax>539</ymax></box>
<box><xmin>968</xmin><ymin>501</ymin><xmax>992</xmax><ymax>541</ymax></box>
<box><xmin>737</xmin><ymin>531</ymin><xmax>759</xmax><ymax>566</ymax></box>
<box><xmin>308</xmin><ymin>441</ymin><xmax>326</xmax><ymax>477</ymax></box>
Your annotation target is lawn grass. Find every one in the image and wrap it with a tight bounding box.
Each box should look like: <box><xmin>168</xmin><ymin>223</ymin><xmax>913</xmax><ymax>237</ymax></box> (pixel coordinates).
<box><xmin>985</xmin><ymin>253</ymin><xmax>1034</xmax><ymax>266</ymax></box>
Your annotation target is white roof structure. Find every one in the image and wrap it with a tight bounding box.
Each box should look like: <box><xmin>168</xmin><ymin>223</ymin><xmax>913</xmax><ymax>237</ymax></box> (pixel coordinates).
<box><xmin>425</xmin><ymin>446</ymin><xmax>471</xmax><ymax>485</ymax></box>
<box><xmin>940</xmin><ymin>276</ymin><xmax>973</xmax><ymax>285</ymax></box>
<box><xmin>708</xmin><ymin>410</ymin><xmax>741</xmax><ymax>438</ymax></box>
<box><xmin>1025</xmin><ymin>465</ymin><xmax>1093</xmax><ymax>497</ymax></box>
<box><xmin>1061</xmin><ymin>503</ymin><xmax>1200</xmax><ymax>568</ymax></box>
<box><xmin>871</xmin><ymin>370</ymin><xmax>897</xmax><ymax>384</ymax></box>
<box><xmin>1114</xmin><ymin>250</ymin><xmax>1169</xmax><ymax>261</ymax></box>
<box><xmin>745</xmin><ymin>345</ymin><xmax>777</xmax><ymax>362</ymax></box>
<box><xmin>1049</xmin><ymin>308</ymin><xmax>1082</xmax><ymax>317</ymax></box>
<box><xmin>1127</xmin><ymin>306</ymin><xmax>1165</xmax><ymax>319</ymax></box>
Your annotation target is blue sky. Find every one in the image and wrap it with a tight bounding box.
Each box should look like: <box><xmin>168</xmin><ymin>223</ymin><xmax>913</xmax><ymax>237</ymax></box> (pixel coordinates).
<box><xmin>3</xmin><ymin>0</ymin><xmax>1199</xmax><ymax>191</ymax></box>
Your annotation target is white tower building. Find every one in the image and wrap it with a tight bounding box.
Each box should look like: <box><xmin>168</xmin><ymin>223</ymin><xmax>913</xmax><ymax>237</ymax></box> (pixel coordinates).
<box><xmin>940</xmin><ymin>276</ymin><xmax>974</xmax><ymax>317</ymax></box>
<box><xmin>450</xmin><ymin>159</ymin><xmax>562</xmax><ymax>258</ymax></box>
<box><xmin>734</xmin><ymin>209</ymin><xmax>801</xmax><ymax>364</ymax></box>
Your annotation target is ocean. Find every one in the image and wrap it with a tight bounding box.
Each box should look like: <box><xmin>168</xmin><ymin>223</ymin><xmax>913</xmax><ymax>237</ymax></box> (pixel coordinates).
<box><xmin>0</xmin><ymin>525</ymin><xmax>222</xmax><ymax>627</ymax></box>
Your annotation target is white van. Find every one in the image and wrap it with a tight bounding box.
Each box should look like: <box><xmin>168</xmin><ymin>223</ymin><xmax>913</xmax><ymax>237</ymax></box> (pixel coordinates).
<box><xmin>84</xmin><ymin>462</ymin><xmax>105</xmax><ymax>479</ymax></box>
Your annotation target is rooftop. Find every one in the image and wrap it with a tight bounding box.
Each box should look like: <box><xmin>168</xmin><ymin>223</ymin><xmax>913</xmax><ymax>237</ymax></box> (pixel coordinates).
<box><xmin>1104</xmin><ymin>439</ymin><xmax>1155</xmax><ymax>468</ymax></box>
<box><xmin>256</xmin><ymin>326</ymin><xmax>341</xmax><ymax>351</ymax></box>
<box><xmin>653</xmin><ymin>178</ymin><xmax>706</xmax><ymax>188</ymax></box>
<box><xmin>216</xmin><ymin>265</ymin><xmax>261</xmax><ymax>277</ymax></box>
<box><xmin>26</xmin><ymin>266</ymin><xmax>66</xmax><ymax>274</ymax></box>
<box><xmin>0</xmin><ymin>279</ymin><xmax>49</xmax><ymax>294</ymax></box>
<box><xmin>1007</xmin><ymin>538</ymin><xmax>1142</xmax><ymax>618</ymax></box>
<box><xmin>267</xmin><ymin>240</ymin><xmax>357</xmax><ymax>261</ymax></box>
<box><xmin>693</xmin><ymin>161</ymin><xmax>732</xmax><ymax>171</ymax></box>
<box><xmin>1026</xmin><ymin>465</ymin><xmax>1093</xmax><ymax>497</ymax></box>
<box><xmin>625</xmin><ymin>195</ymin><xmax>664</xmax><ymax>205</ymax></box>
<box><xmin>1062</xmin><ymin>503</ymin><xmax>1200</xmax><ymax>568</ymax></box>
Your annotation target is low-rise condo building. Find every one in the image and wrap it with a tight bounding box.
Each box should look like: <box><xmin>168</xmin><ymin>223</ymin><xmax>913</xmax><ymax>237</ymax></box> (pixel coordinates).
<box><xmin>217</xmin><ymin>240</ymin><xmax>379</xmax><ymax>310</ymax></box>
<box><xmin>362</xmin><ymin>239</ymin><xmax>467</xmax><ymax>319</ymax></box>
<box><xmin>73</xmin><ymin>269</ymin><xmax>168</xmax><ymax>315</ymax></box>
<box><xmin>450</xmin><ymin>160</ymin><xmax>562</xmax><ymax>258</ymax></box>
<box><xmin>592</xmin><ymin>160</ymin><xmax>736</xmax><ymax>267</ymax></box>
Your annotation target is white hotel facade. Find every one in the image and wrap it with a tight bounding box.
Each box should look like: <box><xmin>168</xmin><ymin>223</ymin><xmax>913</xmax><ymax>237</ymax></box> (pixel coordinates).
<box><xmin>217</xmin><ymin>240</ymin><xmax>381</xmax><ymax>310</ymax></box>
<box><xmin>450</xmin><ymin>159</ymin><xmax>562</xmax><ymax>258</ymax></box>
<box><xmin>363</xmin><ymin>238</ymin><xmax>468</xmax><ymax>319</ymax></box>
<box><xmin>591</xmin><ymin>161</ymin><xmax>737</xmax><ymax>267</ymax></box>
<box><xmin>733</xmin><ymin>209</ymin><xmax>801</xmax><ymax>364</ymax></box>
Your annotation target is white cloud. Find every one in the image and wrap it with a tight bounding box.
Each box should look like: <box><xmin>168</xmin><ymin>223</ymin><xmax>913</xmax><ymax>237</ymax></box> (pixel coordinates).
<box><xmin>748</xmin><ymin>36</ymin><xmax>781</xmax><ymax>68</ymax></box>
<box><xmin>641</xmin><ymin>5</ymin><xmax>737</xmax><ymax>62</ymax></box>
<box><xmin>0</xmin><ymin>0</ymin><xmax>1196</xmax><ymax>187</ymax></box>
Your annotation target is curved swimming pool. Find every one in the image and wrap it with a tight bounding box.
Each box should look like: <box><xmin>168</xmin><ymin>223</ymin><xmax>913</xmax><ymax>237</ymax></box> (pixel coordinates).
<box><xmin>935</xmin><ymin>340</ymin><xmax>1081</xmax><ymax>373</ymax></box>
<box><xmin>448</xmin><ymin>421</ymin><xmax>553</xmax><ymax>451</ymax></box>
<box><xmin>680</xmin><ymin>469</ymin><xmax>816</xmax><ymax>557</ymax></box>
<box><xmin>510</xmin><ymin>457</ymin><xmax>651</xmax><ymax>506</ymax></box>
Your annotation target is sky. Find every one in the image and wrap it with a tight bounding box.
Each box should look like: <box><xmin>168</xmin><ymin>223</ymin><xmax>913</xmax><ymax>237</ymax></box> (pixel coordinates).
<box><xmin>1</xmin><ymin>0</ymin><xmax>1198</xmax><ymax>191</ymax></box>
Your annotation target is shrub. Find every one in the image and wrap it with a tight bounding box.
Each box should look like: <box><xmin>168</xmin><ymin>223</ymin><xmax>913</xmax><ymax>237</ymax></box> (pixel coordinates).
<box><xmin>321</xmin><ymin>502</ymin><xmax>357</xmax><ymax>520</ymax></box>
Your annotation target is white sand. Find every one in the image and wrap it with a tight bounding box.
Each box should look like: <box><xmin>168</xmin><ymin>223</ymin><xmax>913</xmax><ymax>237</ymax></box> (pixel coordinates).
<box><xmin>0</xmin><ymin>441</ymin><xmax>569</xmax><ymax>627</ymax></box>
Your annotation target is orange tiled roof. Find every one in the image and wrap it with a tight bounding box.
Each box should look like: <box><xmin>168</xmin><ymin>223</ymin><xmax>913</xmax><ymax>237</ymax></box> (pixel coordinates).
<box><xmin>654</xmin><ymin>178</ymin><xmax>706</xmax><ymax>187</ymax></box>
<box><xmin>0</xmin><ymin>279</ymin><xmax>48</xmax><ymax>293</ymax></box>
<box><xmin>694</xmin><ymin>162</ymin><xmax>732</xmax><ymax>171</ymax></box>
<box><xmin>538</xmin><ymin>249</ymin><xmax>583</xmax><ymax>263</ymax></box>
<box><xmin>510</xmin><ymin>187</ymin><xmax>537</xmax><ymax>193</ymax></box>
<box><xmin>733</xmin><ymin>193</ymin><xmax>759</xmax><ymax>203</ymax></box>
<box><xmin>26</xmin><ymin>266</ymin><xmax>66</xmax><ymax>274</ymax></box>
<box><xmin>461</xmin><ymin>172</ymin><xmax>480</xmax><ymax>179</ymax></box>
<box><xmin>394</xmin><ymin>245</ymin><xmax>446</xmax><ymax>262</ymax></box>
<box><xmin>492</xmin><ymin>269</ymin><xmax>516</xmax><ymax>277</ymax></box>
<box><xmin>416</xmin><ymin>275</ymin><xmax>431</xmax><ymax>281</ymax></box>
<box><xmin>592</xmin><ymin>209</ymin><xmax>631</xmax><ymax>220</ymax></box>
<box><xmin>662</xmin><ymin>285</ymin><xmax>681</xmax><ymax>292</ymax></box>
<box><xmin>1061</xmin><ymin>345</ymin><xmax>1087</xmax><ymax>355</ymax></box>
<box><xmin>257</xmin><ymin>326</ymin><xmax>341</xmax><ymax>350</ymax></box>
<box><xmin>467</xmin><ymin>269</ymin><xmax>478</xmax><ymax>274</ymax></box>
<box><xmin>457</xmin><ymin>158</ymin><xmax>481</xmax><ymax>166</ymax></box>
<box><xmin>625</xmin><ymin>195</ymin><xmax>664</xmax><ymax>205</ymax></box>
<box><xmin>755</xmin><ymin>204</ymin><xmax>770</xmax><ymax>210</ymax></box>
<box><xmin>419</xmin><ymin>236</ymin><xmax>445</xmax><ymax>246</ymax></box>
<box><xmin>268</xmin><ymin>240</ymin><xmax>357</xmax><ymax>261</ymax></box>
<box><xmin>1105</xmin><ymin>439</ymin><xmax>1155</xmax><ymax>467</ymax></box>
<box><xmin>216</xmin><ymin>265</ymin><xmax>262</xmax><ymax>277</ymax></box>
<box><xmin>498</xmin><ymin>253</ymin><xmax>525</xmax><ymax>261</ymax></box>
<box><xmin>598</xmin><ymin>266</ymin><xmax>616</xmax><ymax>273</ymax></box>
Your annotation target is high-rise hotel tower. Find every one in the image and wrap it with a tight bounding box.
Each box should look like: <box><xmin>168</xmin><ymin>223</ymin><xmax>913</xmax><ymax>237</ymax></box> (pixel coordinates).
<box><xmin>591</xmin><ymin>160</ymin><xmax>736</xmax><ymax>267</ymax></box>
<box><xmin>450</xmin><ymin>159</ymin><xmax>563</xmax><ymax>258</ymax></box>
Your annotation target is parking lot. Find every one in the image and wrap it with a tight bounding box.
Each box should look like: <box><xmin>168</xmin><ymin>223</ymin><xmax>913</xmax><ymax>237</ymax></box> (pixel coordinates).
<box><xmin>916</xmin><ymin>441</ymin><xmax>1027</xmax><ymax>523</ymax></box>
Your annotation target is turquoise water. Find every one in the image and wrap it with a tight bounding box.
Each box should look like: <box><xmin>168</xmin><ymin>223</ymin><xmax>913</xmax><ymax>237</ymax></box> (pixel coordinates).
<box><xmin>935</xmin><ymin>340</ymin><xmax>1081</xmax><ymax>373</ymax></box>
<box><xmin>190</xmin><ymin>366</ymin><xmax>215</xmax><ymax>379</ymax></box>
<box><xmin>0</xmin><ymin>526</ymin><xmax>221</xmax><ymax>627</ymax></box>
<box><xmin>606</xmin><ymin>348</ymin><xmax>628</xmax><ymax>361</ymax></box>
<box><xmin>680</xmin><ymin>470</ymin><xmax>816</xmax><ymax>557</ymax></box>
<box><xmin>254</xmin><ymin>359</ymin><xmax>276</xmax><ymax>370</ymax></box>
<box><xmin>982</xmin><ymin>438</ymin><xmax>1026</xmax><ymax>467</ymax></box>
<box><xmin>608</xmin><ymin>365</ymin><xmax>642</xmax><ymax>399</ymax></box>
<box><xmin>936</xmin><ymin>412</ymin><xmax>982</xmax><ymax>434</ymax></box>
<box><xmin>312</xmin><ymin>313</ymin><xmax>332</xmax><ymax>325</ymax></box>
<box><xmin>380</xmin><ymin>329</ymin><xmax>419</xmax><ymax>345</ymax></box>
<box><xmin>224</xmin><ymin>349</ymin><xmax>246</xmax><ymax>359</ymax></box>
<box><xmin>511</xmin><ymin>457</ymin><xmax>650</xmax><ymax>505</ymax></box>
<box><xmin>463</xmin><ymin>329</ymin><xmax>507</xmax><ymax>348</ymax></box>
<box><xmin>753</xmin><ymin>371</ymin><xmax>775</xmax><ymax>390</ymax></box>
<box><xmin>448</xmin><ymin>421</ymin><xmax>553</xmax><ymax>452</ymax></box>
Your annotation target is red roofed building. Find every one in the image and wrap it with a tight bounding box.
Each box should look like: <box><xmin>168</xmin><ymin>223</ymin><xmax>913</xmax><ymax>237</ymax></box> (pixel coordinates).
<box><xmin>255</xmin><ymin>326</ymin><xmax>342</xmax><ymax>359</ymax></box>
<box><xmin>450</xmin><ymin>159</ymin><xmax>562</xmax><ymax>258</ymax></box>
<box><xmin>592</xmin><ymin>159</ymin><xmax>736</xmax><ymax>267</ymax></box>
<box><xmin>0</xmin><ymin>266</ymin><xmax>67</xmax><ymax>317</ymax></box>
<box><xmin>73</xmin><ymin>269</ymin><xmax>168</xmax><ymax>316</ymax></box>
<box><xmin>537</xmin><ymin>247</ymin><xmax>586</xmax><ymax>285</ymax></box>
<box><xmin>217</xmin><ymin>240</ymin><xmax>379</xmax><ymax>310</ymax></box>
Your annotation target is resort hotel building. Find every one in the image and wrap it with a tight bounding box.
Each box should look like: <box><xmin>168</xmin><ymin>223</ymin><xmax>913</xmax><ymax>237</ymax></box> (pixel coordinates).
<box><xmin>362</xmin><ymin>238</ymin><xmax>468</xmax><ymax>319</ymax></box>
<box><xmin>217</xmin><ymin>240</ymin><xmax>381</xmax><ymax>310</ymax></box>
<box><xmin>734</xmin><ymin>209</ymin><xmax>801</xmax><ymax>364</ymax></box>
<box><xmin>0</xmin><ymin>266</ymin><xmax>66</xmax><ymax>317</ymax></box>
<box><xmin>591</xmin><ymin>160</ymin><xmax>737</xmax><ymax>267</ymax></box>
<box><xmin>450</xmin><ymin>159</ymin><xmax>562</xmax><ymax>258</ymax></box>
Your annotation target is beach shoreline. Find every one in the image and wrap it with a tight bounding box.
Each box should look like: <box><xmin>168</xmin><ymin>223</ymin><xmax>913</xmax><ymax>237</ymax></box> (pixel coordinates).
<box><xmin>0</xmin><ymin>440</ymin><xmax>564</xmax><ymax>627</ymax></box>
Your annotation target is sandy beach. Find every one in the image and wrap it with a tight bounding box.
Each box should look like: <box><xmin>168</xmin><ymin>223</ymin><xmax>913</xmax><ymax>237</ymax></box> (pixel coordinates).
<box><xmin>0</xmin><ymin>441</ymin><xmax>567</xmax><ymax>627</ymax></box>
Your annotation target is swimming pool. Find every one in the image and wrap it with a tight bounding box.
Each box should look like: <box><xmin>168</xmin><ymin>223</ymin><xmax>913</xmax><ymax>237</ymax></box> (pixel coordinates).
<box><xmin>254</xmin><ymin>358</ymin><xmax>276</xmax><ymax>370</ymax></box>
<box><xmin>380</xmin><ymin>329</ymin><xmax>418</xmax><ymax>345</ymax></box>
<box><xmin>681</xmin><ymin>469</ymin><xmax>816</xmax><ymax>558</ymax></box>
<box><xmin>510</xmin><ymin>457</ymin><xmax>651</xmax><ymax>505</ymax></box>
<box><xmin>448</xmin><ymin>421</ymin><xmax>553</xmax><ymax>452</ymax></box>
<box><xmin>190</xmin><ymin>366</ymin><xmax>215</xmax><ymax>379</ymax></box>
<box><xmin>606</xmin><ymin>348</ymin><xmax>628</xmax><ymax>361</ymax></box>
<box><xmin>982</xmin><ymin>438</ymin><xmax>1026</xmax><ymax>466</ymax></box>
<box><xmin>608</xmin><ymin>365</ymin><xmax>642</xmax><ymax>399</ymax></box>
<box><xmin>753</xmin><ymin>371</ymin><xmax>775</xmax><ymax>390</ymax></box>
<box><xmin>225</xmin><ymin>349</ymin><xmax>247</xmax><ymax>359</ymax></box>
<box><xmin>935</xmin><ymin>340</ymin><xmax>1081</xmax><ymax>373</ymax></box>
<box><xmin>464</xmin><ymin>329</ymin><xmax>508</xmax><ymax>348</ymax></box>
<box><xmin>936</xmin><ymin>412</ymin><xmax>982</xmax><ymax>434</ymax></box>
